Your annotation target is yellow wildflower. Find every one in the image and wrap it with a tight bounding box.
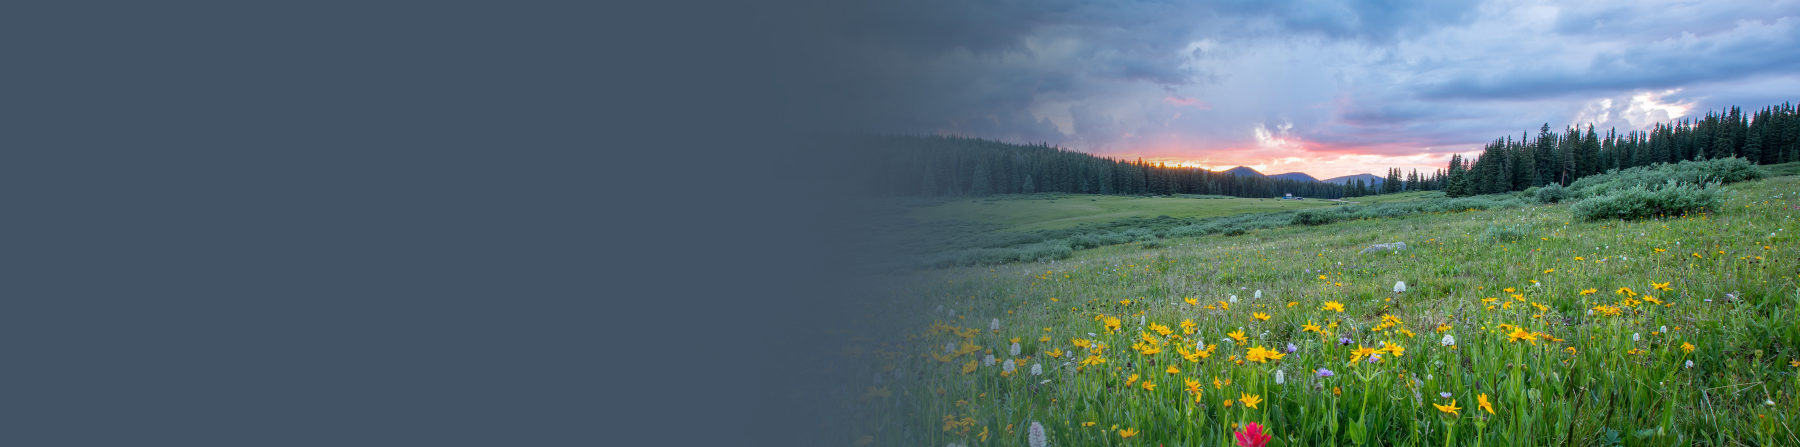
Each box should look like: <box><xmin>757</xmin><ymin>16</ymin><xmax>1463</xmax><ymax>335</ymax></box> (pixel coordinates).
<box><xmin>1240</xmin><ymin>393</ymin><xmax>1263</xmax><ymax>409</ymax></box>
<box><xmin>1434</xmin><ymin>400</ymin><xmax>1461</xmax><ymax>416</ymax></box>
<box><xmin>1227</xmin><ymin>329</ymin><xmax>1247</xmax><ymax>344</ymax></box>
<box><xmin>1381</xmin><ymin>341</ymin><xmax>1405</xmax><ymax>357</ymax></box>
<box><xmin>1477</xmin><ymin>393</ymin><xmax>1494</xmax><ymax>415</ymax></box>
<box><xmin>1508</xmin><ymin>328</ymin><xmax>1537</xmax><ymax>345</ymax></box>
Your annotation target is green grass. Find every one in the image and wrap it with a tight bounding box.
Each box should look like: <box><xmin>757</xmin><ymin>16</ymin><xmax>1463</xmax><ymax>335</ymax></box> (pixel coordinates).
<box><xmin>910</xmin><ymin>192</ymin><xmax>1437</xmax><ymax>233</ymax></box>
<box><xmin>832</xmin><ymin>173</ymin><xmax>1800</xmax><ymax>446</ymax></box>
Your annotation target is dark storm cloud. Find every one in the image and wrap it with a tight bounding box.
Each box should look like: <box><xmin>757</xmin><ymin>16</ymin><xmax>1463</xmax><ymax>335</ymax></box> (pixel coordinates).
<box><xmin>1423</xmin><ymin>16</ymin><xmax>1800</xmax><ymax>101</ymax></box>
<box><xmin>835</xmin><ymin>0</ymin><xmax>1800</xmax><ymax>176</ymax></box>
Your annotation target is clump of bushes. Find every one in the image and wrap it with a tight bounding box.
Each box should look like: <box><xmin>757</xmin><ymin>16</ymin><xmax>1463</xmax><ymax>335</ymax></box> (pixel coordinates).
<box><xmin>1291</xmin><ymin>208</ymin><xmax>1347</xmax><ymax>226</ymax></box>
<box><xmin>1534</xmin><ymin>183</ymin><xmax>1570</xmax><ymax>203</ymax></box>
<box><xmin>1570</xmin><ymin>180</ymin><xmax>1720</xmax><ymax>221</ymax></box>
<box><xmin>1479</xmin><ymin>224</ymin><xmax>1531</xmax><ymax>243</ymax></box>
<box><xmin>1567</xmin><ymin>157</ymin><xmax>1764</xmax><ymax>198</ymax></box>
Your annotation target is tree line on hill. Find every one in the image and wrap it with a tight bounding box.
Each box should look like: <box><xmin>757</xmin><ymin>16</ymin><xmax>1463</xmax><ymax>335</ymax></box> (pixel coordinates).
<box><xmin>1445</xmin><ymin>103</ymin><xmax>1800</xmax><ymax>197</ymax></box>
<box><xmin>855</xmin><ymin>135</ymin><xmax>1445</xmax><ymax>200</ymax></box>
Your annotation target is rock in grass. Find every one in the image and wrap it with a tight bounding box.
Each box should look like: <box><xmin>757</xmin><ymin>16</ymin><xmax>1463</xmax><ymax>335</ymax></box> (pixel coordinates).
<box><xmin>1359</xmin><ymin>242</ymin><xmax>1408</xmax><ymax>254</ymax></box>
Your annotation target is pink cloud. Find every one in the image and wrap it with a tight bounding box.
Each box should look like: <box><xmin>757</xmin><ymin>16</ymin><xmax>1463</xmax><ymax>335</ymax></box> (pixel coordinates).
<box><xmin>1163</xmin><ymin>96</ymin><xmax>1211</xmax><ymax>109</ymax></box>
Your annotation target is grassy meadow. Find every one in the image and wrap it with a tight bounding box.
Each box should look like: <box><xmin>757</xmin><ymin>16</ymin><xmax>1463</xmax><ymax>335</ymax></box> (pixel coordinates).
<box><xmin>836</xmin><ymin>164</ymin><xmax>1800</xmax><ymax>446</ymax></box>
<box><xmin>908</xmin><ymin>192</ymin><xmax>1435</xmax><ymax>233</ymax></box>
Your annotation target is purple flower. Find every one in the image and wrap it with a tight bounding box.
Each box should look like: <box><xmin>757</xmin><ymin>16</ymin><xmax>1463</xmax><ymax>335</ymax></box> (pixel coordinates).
<box><xmin>1439</xmin><ymin>392</ymin><xmax>1452</xmax><ymax>399</ymax></box>
<box><xmin>1315</xmin><ymin>368</ymin><xmax>1335</xmax><ymax>378</ymax></box>
<box><xmin>1338</xmin><ymin>336</ymin><xmax>1353</xmax><ymax>346</ymax></box>
<box><xmin>1285</xmin><ymin>343</ymin><xmax>1299</xmax><ymax>353</ymax></box>
<box><xmin>1367</xmin><ymin>353</ymin><xmax>1382</xmax><ymax>363</ymax></box>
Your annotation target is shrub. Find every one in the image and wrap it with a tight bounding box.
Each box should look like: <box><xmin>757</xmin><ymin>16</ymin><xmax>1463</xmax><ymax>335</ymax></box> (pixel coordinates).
<box><xmin>1534</xmin><ymin>183</ymin><xmax>1570</xmax><ymax>203</ymax></box>
<box><xmin>1567</xmin><ymin>157</ymin><xmax>1765</xmax><ymax>198</ymax></box>
<box><xmin>1570</xmin><ymin>181</ymin><xmax>1720</xmax><ymax>221</ymax></box>
<box><xmin>1479</xmin><ymin>224</ymin><xmax>1530</xmax><ymax>243</ymax></box>
<box><xmin>1291</xmin><ymin>208</ymin><xmax>1346</xmax><ymax>226</ymax></box>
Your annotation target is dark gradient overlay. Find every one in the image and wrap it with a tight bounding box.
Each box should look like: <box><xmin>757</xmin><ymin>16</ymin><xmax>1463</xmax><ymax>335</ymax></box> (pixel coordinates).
<box><xmin>4</xmin><ymin>1</ymin><xmax>916</xmax><ymax>445</ymax></box>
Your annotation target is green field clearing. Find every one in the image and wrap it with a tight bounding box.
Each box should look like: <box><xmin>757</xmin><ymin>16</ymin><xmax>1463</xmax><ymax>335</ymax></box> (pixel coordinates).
<box><xmin>832</xmin><ymin>167</ymin><xmax>1800</xmax><ymax>446</ymax></box>
<box><xmin>910</xmin><ymin>191</ymin><xmax>1437</xmax><ymax>232</ymax></box>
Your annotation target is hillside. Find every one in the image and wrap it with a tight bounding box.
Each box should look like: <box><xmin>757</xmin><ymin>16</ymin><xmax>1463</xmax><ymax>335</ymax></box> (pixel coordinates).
<box><xmin>1220</xmin><ymin>166</ymin><xmax>1264</xmax><ymax>177</ymax></box>
<box><xmin>830</xmin><ymin>164</ymin><xmax>1800</xmax><ymax>446</ymax></box>
<box><xmin>1323</xmin><ymin>173</ymin><xmax>1386</xmax><ymax>185</ymax></box>
<box><xmin>1268</xmin><ymin>171</ymin><xmax>1319</xmax><ymax>182</ymax></box>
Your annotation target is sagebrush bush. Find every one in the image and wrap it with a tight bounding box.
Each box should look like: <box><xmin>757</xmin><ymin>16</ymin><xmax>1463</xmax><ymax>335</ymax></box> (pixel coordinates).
<box><xmin>1479</xmin><ymin>224</ymin><xmax>1530</xmax><ymax>242</ymax></box>
<box><xmin>1534</xmin><ymin>183</ymin><xmax>1570</xmax><ymax>203</ymax></box>
<box><xmin>1291</xmin><ymin>208</ymin><xmax>1346</xmax><ymax>226</ymax></box>
<box><xmin>1568</xmin><ymin>157</ymin><xmax>1765</xmax><ymax>198</ymax></box>
<box><xmin>1570</xmin><ymin>181</ymin><xmax>1720</xmax><ymax>221</ymax></box>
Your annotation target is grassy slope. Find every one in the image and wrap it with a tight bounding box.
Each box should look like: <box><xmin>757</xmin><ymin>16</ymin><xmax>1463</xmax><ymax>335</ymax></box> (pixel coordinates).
<box><xmin>841</xmin><ymin>172</ymin><xmax>1800</xmax><ymax>446</ymax></box>
<box><xmin>910</xmin><ymin>192</ymin><xmax>1436</xmax><ymax>232</ymax></box>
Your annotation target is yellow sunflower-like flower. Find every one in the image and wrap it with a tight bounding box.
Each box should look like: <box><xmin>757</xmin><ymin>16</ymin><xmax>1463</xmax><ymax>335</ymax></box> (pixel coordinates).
<box><xmin>1239</xmin><ymin>393</ymin><xmax>1263</xmax><ymax>409</ymax></box>
<box><xmin>1508</xmin><ymin>328</ymin><xmax>1538</xmax><ymax>345</ymax></box>
<box><xmin>1434</xmin><ymin>400</ymin><xmax>1461</xmax><ymax>416</ymax></box>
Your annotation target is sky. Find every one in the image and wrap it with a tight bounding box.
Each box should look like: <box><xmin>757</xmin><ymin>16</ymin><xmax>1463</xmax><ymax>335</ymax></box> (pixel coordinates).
<box><xmin>847</xmin><ymin>0</ymin><xmax>1800</xmax><ymax>179</ymax></box>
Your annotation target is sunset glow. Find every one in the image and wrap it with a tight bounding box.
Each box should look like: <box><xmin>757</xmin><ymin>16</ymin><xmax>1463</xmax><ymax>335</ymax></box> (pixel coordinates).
<box><xmin>861</xmin><ymin>0</ymin><xmax>1800</xmax><ymax>180</ymax></box>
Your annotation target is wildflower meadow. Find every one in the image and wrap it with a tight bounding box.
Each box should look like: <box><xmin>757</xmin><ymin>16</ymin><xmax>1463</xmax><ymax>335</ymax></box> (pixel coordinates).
<box><xmin>834</xmin><ymin>167</ymin><xmax>1800</xmax><ymax>446</ymax></box>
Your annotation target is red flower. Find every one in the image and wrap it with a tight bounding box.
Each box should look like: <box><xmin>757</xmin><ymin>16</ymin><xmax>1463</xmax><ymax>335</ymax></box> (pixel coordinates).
<box><xmin>1234</xmin><ymin>422</ymin><xmax>1271</xmax><ymax>447</ymax></box>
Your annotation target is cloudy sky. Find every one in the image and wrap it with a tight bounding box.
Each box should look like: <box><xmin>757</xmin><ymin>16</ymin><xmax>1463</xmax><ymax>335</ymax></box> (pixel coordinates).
<box><xmin>849</xmin><ymin>0</ymin><xmax>1800</xmax><ymax>179</ymax></box>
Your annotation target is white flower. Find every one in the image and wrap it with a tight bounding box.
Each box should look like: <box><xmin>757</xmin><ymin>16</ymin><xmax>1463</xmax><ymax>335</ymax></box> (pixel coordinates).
<box><xmin>1139</xmin><ymin>315</ymin><xmax>1146</xmax><ymax>327</ymax></box>
<box><xmin>1028</xmin><ymin>422</ymin><xmax>1048</xmax><ymax>447</ymax></box>
<box><xmin>1685</xmin><ymin>360</ymin><xmax>1694</xmax><ymax>369</ymax></box>
<box><xmin>991</xmin><ymin>318</ymin><xmax>1001</xmax><ymax>331</ymax></box>
<box><xmin>1010</xmin><ymin>342</ymin><xmax>1022</xmax><ymax>357</ymax></box>
<box><xmin>1003</xmin><ymin>359</ymin><xmax>1016</xmax><ymax>374</ymax></box>
<box><xmin>1255</xmin><ymin>289</ymin><xmax>1263</xmax><ymax>299</ymax></box>
<box><xmin>1274</xmin><ymin>369</ymin><xmax>1286</xmax><ymax>385</ymax></box>
<box><xmin>1031</xmin><ymin>363</ymin><xmax>1042</xmax><ymax>376</ymax></box>
<box><xmin>1632</xmin><ymin>332</ymin><xmax>1640</xmax><ymax>342</ymax></box>
<box><xmin>945</xmin><ymin>342</ymin><xmax>956</xmax><ymax>355</ymax></box>
<box><xmin>1195</xmin><ymin>339</ymin><xmax>1206</xmax><ymax>351</ymax></box>
<box><xmin>948</xmin><ymin>309</ymin><xmax>955</xmax><ymax>318</ymax></box>
<box><xmin>1229</xmin><ymin>295</ymin><xmax>1239</xmax><ymax>304</ymax></box>
<box><xmin>1394</xmin><ymin>281</ymin><xmax>1407</xmax><ymax>293</ymax></box>
<box><xmin>1440</xmin><ymin>334</ymin><xmax>1456</xmax><ymax>347</ymax></box>
<box><xmin>984</xmin><ymin>354</ymin><xmax>995</xmax><ymax>367</ymax></box>
<box><xmin>935</xmin><ymin>305</ymin><xmax>944</xmax><ymax>313</ymax></box>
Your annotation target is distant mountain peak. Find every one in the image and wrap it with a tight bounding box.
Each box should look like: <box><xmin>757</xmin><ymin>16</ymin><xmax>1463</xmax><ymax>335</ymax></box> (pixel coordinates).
<box><xmin>1268</xmin><ymin>172</ymin><xmax>1319</xmax><ymax>183</ymax></box>
<box><xmin>1220</xmin><ymin>166</ymin><xmax>1264</xmax><ymax>177</ymax></box>
<box><xmin>1321</xmin><ymin>173</ymin><xmax>1386</xmax><ymax>185</ymax></box>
